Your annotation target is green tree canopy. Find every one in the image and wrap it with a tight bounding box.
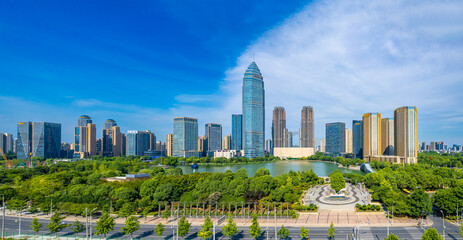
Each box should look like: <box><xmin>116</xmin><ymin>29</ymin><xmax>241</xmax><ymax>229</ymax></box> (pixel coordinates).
<box><xmin>278</xmin><ymin>225</ymin><xmax>290</xmax><ymax>240</ymax></box>
<box><xmin>407</xmin><ymin>189</ymin><xmax>432</xmax><ymax>218</ymax></box>
<box><xmin>178</xmin><ymin>216</ymin><xmax>191</xmax><ymax>239</ymax></box>
<box><xmin>330</xmin><ymin>171</ymin><xmax>346</xmax><ymax>193</ymax></box>
<box><xmin>248</xmin><ymin>215</ymin><xmax>262</xmax><ymax>239</ymax></box>
<box><xmin>422</xmin><ymin>228</ymin><xmax>443</xmax><ymax>240</ymax></box>
<box><xmin>300</xmin><ymin>226</ymin><xmax>309</xmax><ymax>240</ymax></box>
<box><xmin>121</xmin><ymin>216</ymin><xmax>140</xmax><ymax>240</ymax></box>
<box><xmin>46</xmin><ymin>213</ymin><xmax>69</xmax><ymax>237</ymax></box>
<box><xmin>95</xmin><ymin>212</ymin><xmax>115</xmax><ymax>239</ymax></box>
<box><xmin>384</xmin><ymin>234</ymin><xmax>399</xmax><ymax>240</ymax></box>
<box><xmin>31</xmin><ymin>218</ymin><xmax>42</xmax><ymax>234</ymax></box>
<box><xmin>222</xmin><ymin>215</ymin><xmax>238</xmax><ymax>238</ymax></box>
<box><xmin>155</xmin><ymin>223</ymin><xmax>165</xmax><ymax>238</ymax></box>
<box><xmin>327</xmin><ymin>222</ymin><xmax>335</xmax><ymax>240</ymax></box>
<box><xmin>198</xmin><ymin>216</ymin><xmax>213</xmax><ymax>239</ymax></box>
<box><xmin>71</xmin><ymin>221</ymin><xmax>84</xmax><ymax>238</ymax></box>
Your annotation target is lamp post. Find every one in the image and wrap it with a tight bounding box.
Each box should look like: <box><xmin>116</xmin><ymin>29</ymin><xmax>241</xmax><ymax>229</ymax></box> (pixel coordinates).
<box><xmin>440</xmin><ymin>210</ymin><xmax>445</xmax><ymax>240</ymax></box>
<box><xmin>86</xmin><ymin>207</ymin><xmax>97</xmax><ymax>240</ymax></box>
<box><xmin>266</xmin><ymin>211</ymin><xmax>270</xmax><ymax>240</ymax></box>
<box><xmin>274</xmin><ymin>205</ymin><xmax>277</xmax><ymax>239</ymax></box>
<box><xmin>354</xmin><ymin>222</ymin><xmax>370</xmax><ymax>240</ymax></box>
<box><xmin>391</xmin><ymin>201</ymin><xmax>395</xmax><ymax>225</ymax></box>
<box><xmin>386</xmin><ymin>211</ymin><xmax>389</xmax><ymax>237</ymax></box>
<box><xmin>2</xmin><ymin>195</ymin><xmax>5</xmax><ymax>240</ymax></box>
<box><xmin>176</xmin><ymin>210</ymin><xmax>179</xmax><ymax>240</ymax></box>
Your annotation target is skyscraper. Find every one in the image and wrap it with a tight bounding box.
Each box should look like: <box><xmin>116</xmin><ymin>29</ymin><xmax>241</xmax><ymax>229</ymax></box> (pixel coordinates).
<box><xmin>381</xmin><ymin>118</ymin><xmax>394</xmax><ymax>155</ymax></box>
<box><xmin>345</xmin><ymin>128</ymin><xmax>353</xmax><ymax>154</ymax></box>
<box><xmin>145</xmin><ymin>130</ymin><xmax>156</xmax><ymax>151</ymax></box>
<box><xmin>104</xmin><ymin>119</ymin><xmax>117</xmax><ymax>130</ymax></box>
<box><xmin>17</xmin><ymin>122</ymin><xmax>61</xmax><ymax>159</ymax></box>
<box><xmin>325</xmin><ymin>122</ymin><xmax>345</xmax><ymax>154</ymax></box>
<box><xmin>265</xmin><ymin>139</ymin><xmax>273</xmax><ymax>155</ymax></box>
<box><xmin>222</xmin><ymin>134</ymin><xmax>231</xmax><ymax>150</ymax></box>
<box><xmin>126</xmin><ymin>130</ymin><xmax>151</xmax><ymax>156</ymax></box>
<box><xmin>363</xmin><ymin>113</ymin><xmax>382</xmax><ymax>158</ymax></box>
<box><xmin>300</xmin><ymin>106</ymin><xmax>314</xmax><ymax>148</ymax></box>
<box><xmin>166</xmin><ymin>133</ymin><xmax>173</xmax><ymax>156</ymax></box>
<box><xmin>319</xmin><ymin>139</ymin><xmax>325</xmax><ymax>152</ymax></box>
<box><xmin>77</xmin><ymin>115</ymin><xmax>92</xmax><ymax>127</ymax></box>
<box><xmin>74</xmin><ymin>115</ymin><xmax>96</xmax><ymax>158</ymax></box>
<box><xmin>102</xmin><ymin>119</ymin><xmax>122</xmax><ymax>157</ymax></box>
<box><xmin>272</xmin><ymin>107</ymin><xmax>286</xmax><ymax>148</ymax></box>
<box><xmin>173</xmin><ymin>117</ymin><xmax>198</xmax><ymax>157</ymax></box>
<box><xmin>231</xmin><ymin>114</ymin><xmax>243</xmax><ymax>151</ymax></box>
<box><xmin>0</xmin><ymin>133</ymin><xmax>14</xmax><ymax>154</ymax></box>
<box><xmin>198</xmin><ymin>135</ymin><xmax>206</xmax><ymax>152</ymax></box>
<box><xmin>352</xmin><ymin>120</ymin><xmax>363</xmax><ymax>158</ymax></box>
<box><xmin>205</xmin><ymin>123</ymin><xmax>222</xmax><ymax>152</ymax></box>
<box><xmin>394</xmin><ymin>106</ymin><xmax>418</xmax><ymax>163</ymax></box>
<box><xmin>242</xmin><ymin>62</ymin><xmax>265</xmax><ymax>158</ymax></box>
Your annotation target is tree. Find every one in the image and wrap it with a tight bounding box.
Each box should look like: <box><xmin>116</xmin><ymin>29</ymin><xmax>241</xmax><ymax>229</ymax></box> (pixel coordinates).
<box><xmin>330</xmin><ymin>171</ymin><xmax>346</xmax><ymax>193</ymax></box>
<box><xmin>178</xmin><ymin>216</ymin><xmax>191</xmax><ymax>239</ymax></box>
<box><xmin>422</xmin><ymin>228</ymin><xmax>443</xmax><ymax>240</ymax></box>
<box><xmin>95</xmin><ymin>212</ymin><xmax>115</xmax><ymax>239</ymax></box>
<box><xmin>327</xmin><ymin>222</ymin><xmax>335</xmax><ymax>240</ymax></box>
<box><xmin>300</xmin><ymin>226</ymin><xmax>309</xmax><ymax>240</ymax></box>
<box><xmin>459</xmin><ymin>222</ymin><xmax>463</xmax><ymax>239</ymax></box>
<box><xmin>46</xmin><ymin>213</ymin><xmax>69</xmax><ymax>237</ymax></box>
<box><xmin>31</xmin><ymin>218</ymin><xmax>42</xmax><ymax>234</ymax></box>
<box><xmin>118</xmin><ymin>202</ymin><xmax>134</xmax><ymax>219</ymax></box>
<box><xmin>408</xmin><ymin>189</ymin><xmax>432</xmax><ymax>218</ymax></box>
<box><xmin>162</xmin><ymin>209</ymin><xmax>171</xmax><ymax>221</ymax></box>
<box><xmin>248</xmin><ymin>215</ymin><xmax>262</xmax><ymax>239</ymax></box>
<box><xmin>154</xmin><ymin>223</ymin><xmax>165</xmax><ymax>239</ymax></box>
<box><xmin>198</xmin><ymin>216</ymin><xmax>213</xmax><ymax>239</ymax></box>
<box><xmin>121</xmin><ymin>216</ymin><xmax>140</xmax><ymax>240</ymax></box>
<box><xmin>278</xmin><ymin>225</ymin><xmax>290</xmax><ymax>240</ymax></box>
<box><xmin>7</xmin><ymin>199</ymin><xmax>27</xmax><ymax>212</ymax></box>
<box><xmin>222</xmin><ymin>215</ymin><xmax>238</xmax><ymax>239</ymax></box>
<box><xmin>384</xmin><ymin>234</ymin><xmax>399</xmax><ymax>240</ymax></box>
<box><xmin>71</xmin><ymin>221</ymin><xmax>84</xmax><ymax>239</ymax></box>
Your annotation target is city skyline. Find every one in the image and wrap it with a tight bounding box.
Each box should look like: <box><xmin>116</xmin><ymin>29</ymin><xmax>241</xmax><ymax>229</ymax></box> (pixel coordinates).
<box><xmin>1</xmin><ymin>1</ymin><xmax>462</xmax><ymax>145</ymax></box>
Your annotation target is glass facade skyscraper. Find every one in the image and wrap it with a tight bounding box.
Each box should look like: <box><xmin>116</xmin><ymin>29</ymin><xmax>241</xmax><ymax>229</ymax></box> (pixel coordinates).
<box><xmin>173</xmin><ymin>117</ymin><xmax>198</xmax><ymax>157</ymax></box>
<box><xmin>205</xmin><ymin>123</ymin><xmax>222</xmax><ymax>152</ymax></box>
<box><xmin>325</xmin><ymin>122</ymin><xmax>345</xmax><ymax>154</ymax></box>
<box><xmin>17</xmin><ymin>122</ymin><xmax>61</xmax><ymax>159</ymax></box>
<box><xmin>126</xmin><ymin>130</ymin><xmax>151</xmax><ymax>156</ymax></box>
<box><xmin>231</xmin><ymin>114</ymin><xmax>242</xmax><ymax>151</ymax></box>
<box><xmin>352</xmin><ymin>120</ymin><xmax>363</xmax><ymax>158</ymax></box>
<box><xmin>242</xmin><ymin>62</ymin><xmax>265</xmax><ymax>158</ymax></box>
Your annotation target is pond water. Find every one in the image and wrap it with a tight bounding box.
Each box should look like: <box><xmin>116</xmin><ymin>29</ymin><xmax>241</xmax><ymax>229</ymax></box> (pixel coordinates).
<box><xmin>178</xmin><ymin>160</ymin><xmax>363</xmax><ymax>177</ymax></box>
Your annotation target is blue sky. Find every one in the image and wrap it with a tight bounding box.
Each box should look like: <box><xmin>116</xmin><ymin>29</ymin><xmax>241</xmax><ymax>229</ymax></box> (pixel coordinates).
<box><xmin>1</xmin><ymin>0</ymin><xmax>463</xmax><ymax>145</ymax></box>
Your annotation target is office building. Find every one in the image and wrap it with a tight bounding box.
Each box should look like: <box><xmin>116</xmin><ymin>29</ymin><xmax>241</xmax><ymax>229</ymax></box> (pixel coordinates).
<box><xmin>325</xmin><ymin>122</ymin><xmax>345</xmax><ymax>154</ymax></box>
<box><xmin>363</xmin><ymin>113</ymin><xmax>382</xmax><ymax>158</ymax></box>
<box><xmin>104</xmin><ymin>119</ymin><xmax>117</xmax><ymax>130</ymax></box>
<box><xmin>126</xmin><ymin>130</ymin><xmax>151</xmax><ymax>156</ymax></box>
<box><xmin>17</xmin><ymin>122</ymin><xmax>61</xmax><ymax>159</ymax></box>
<box><xmin>265</xmin><ymin>139</ymin><xmax>273</xmax><ymax>155</ymax></box>
<box><xmin>198</xmin><ymin>135</ymin><xmax>206</xmax><ymax>152</ymax></box>
<box><xmin>273</xmin><ymin>147</ymin><xmax>315</xmax><ymax>159</ymax></box>
<box><xmin>272</xmin><ymin>107</ymin><xmax>286</xmax><ymax>148</ymax></box>
<box><xmin>0</xmin><ymin>133</ymin><xmax>14</xmax><ymax>154</ymax></box>
<box><xmin>381</xmin><ymin>118</ymin><xmax>394</xmax><ymax>155</ymax></box>
<box><xmin>166</xmin><ymin>133</ymin><xmax>173</xmax><ymax>156</ymax></box>
<box><xmin>319</xmin><ymin>139</ymin><xmax>325</xmax><ymax>152</ymax></box>
<box><xmin>145</xmin><ymin>130</ymin><xmax>156</xmax><ymax>151</ymax></box>
<box><xmin>345</xmin><ymin>128</ymin><xmax>353</xmax><ymax>154</ymax></box>
<box><xmin>74</xmin><ymin>115</ymin><xmax>96</xmax><ymax>158</ymax></box>
<box><xmin>121</xmin><ymin>134</ymin><xmax>126</xmax><ymax>156</ymax></box>
<box><xmin>102</xmin><ymin>119</ymin><xmax>122</xmax><ymax>157</ymax></box>
<box><xmin>173</xmin><ymin>117</ymin><xmax>198</xmax><ymax>157</ymax></box>
<box><xmin>352</xmin><ymin>120</ymin><xmax>363</xmax><ymax>158</ymax></box>
<box><xmin>77</xmin><ymin>115</ymin><xmax>92</xmax><ymax>127</ymax></box>
<box><xmin>300</xmin><ymin>106</ymin><xmax>315</xmax><ymax>148</ymax></box>
<box><xmin>285</xmin><ymin>130</ymin><xmax>293</xmax><ymax>147</ymax></box>
<box><xmin>394</xmin><ymin>106</ymin><xmax>418</xmax><ymax>163</ymax></box>
<box><xmin>231</xmin><ymin>114</ymin><xmax>243</xmax><ymax>151</ymax></box>
<box><xmin>205</xmin><ymin>123</ymin><xmax>222</xmax><ymax>152</ymax></box>
<box><xmin>242</xmin><ymin>62</ymin><xmax>265</xmax><ymax>158</ymax></box>
<box><xmin>222</xmin><ymin>134</ymin><xmax>231</xmax><ymax>150</ymax></box>
<box><xmin>421</xmin><ymin>142</ymin><xmax>427</xmax><ymax>151</ymax></box>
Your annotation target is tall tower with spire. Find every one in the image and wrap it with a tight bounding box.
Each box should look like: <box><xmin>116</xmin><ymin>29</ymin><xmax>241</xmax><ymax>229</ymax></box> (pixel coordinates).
<box><xmin>242</xmin><ymin>62</ymin><xmax>265</xmax><ymax>158</ymax></box>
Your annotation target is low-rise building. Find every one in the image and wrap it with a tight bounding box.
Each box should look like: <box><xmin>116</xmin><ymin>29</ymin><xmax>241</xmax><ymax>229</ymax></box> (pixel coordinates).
<box><xmin>273</xmin><ymin>147</ymin><xmax>315</xmax><ymax>159</ymax></box>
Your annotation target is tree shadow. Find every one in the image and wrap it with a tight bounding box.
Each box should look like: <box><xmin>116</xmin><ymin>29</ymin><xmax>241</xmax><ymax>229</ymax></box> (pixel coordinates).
<box><xmin>137</xmin><ymin>230</ymin><xmax>154</xmax><ymax>239</ymax></box>
<box><xmin>109</xmin><ymin>231</ymin><xmax>125</xmax><ymax>239</ymax></box>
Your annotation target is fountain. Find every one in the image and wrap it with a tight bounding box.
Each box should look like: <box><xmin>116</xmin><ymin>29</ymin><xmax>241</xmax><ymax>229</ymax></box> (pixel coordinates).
<box><xmin>325</xmin><ymin>188</ymin><xmax>350</xmax><ymax>201</ymax></box>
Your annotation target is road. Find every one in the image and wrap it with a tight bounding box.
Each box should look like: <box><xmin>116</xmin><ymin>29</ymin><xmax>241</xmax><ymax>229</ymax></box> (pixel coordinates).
<box><xmin>1</xmin><ymin>215</ymin><xmax>462</xmax><ymax>239</ymax></box>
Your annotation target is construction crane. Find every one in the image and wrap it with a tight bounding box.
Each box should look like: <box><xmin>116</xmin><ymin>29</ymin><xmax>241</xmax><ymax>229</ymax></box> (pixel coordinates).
<box><xmin>0</xmin><ymin>146</ymin><xmax>13</xmax><ymax>168</ymax></box>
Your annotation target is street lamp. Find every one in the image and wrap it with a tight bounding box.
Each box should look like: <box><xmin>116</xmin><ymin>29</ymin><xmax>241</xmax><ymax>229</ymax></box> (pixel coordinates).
<box><xmin>386</xmin><ymin>211</ymin><xmax>389</xmax><ymax>237</ymax></box>
<box><xmin>391</xmin><ymin>201</ymin><xmax>395</xmax><ymax>225</ymax></box>
<box><xmin>1</xmin><ymin>195</ymin><xmax>5</xmax><ymax>240</ymax></box>
<box><xmin>439</xmin><ymin>210</ymin><xmax>445</xmax><ymax>240</ymax></box>
<box><xmin>354</xmin><ymin>221</ymin><xmax>370</xmax><ymax>240</ymax></box>
<box><xmin>86</xmin><ymin>207</ymin><xmax>97</xmax><ymax>240</ymax></box>
<box><xmin>266</xmin><ymin>210</ymin><xmax>270</xmax><ymax>240</ymax></box>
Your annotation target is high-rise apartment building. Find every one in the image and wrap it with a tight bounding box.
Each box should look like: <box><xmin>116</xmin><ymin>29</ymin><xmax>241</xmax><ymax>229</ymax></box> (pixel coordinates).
<box><xmin>265</xmin><ymin>139</ymin><xmax>273</xmax><ymax>155</ymax></box>
<box><xmin>394</xmin><ymin>106</ymin><xmax>418</xmax><ymax>163</ymax></box>
<box><xmin>381</xmin><ymin>118</ymin><xmax>394</xmax><ymax>155</ymax></box>
<box><xmin>126</xmin><ymin>130</ymin><xmax>151</xmax><ymax>156</ymax></box>
<box><xmin>345</xmin><ymin>128</ymin><xmax>353</xmax><ymax>154</ymax></box>
<box><xmin>242</xmin><ymin>62</ymin><xmax>265</xmax><ymax>158</ymax></box>
<box><xmin>231</xmin><ymin>114</ymin><xmax>243</xmax><ymax>151</ymax></box>
<box><xmin>285</xmin><ymin>130</ymin><xmax>293</xmax><ymax>147</ymax></box>
<box><xmin>319</xmin><ymin>139</ymin><xmax>325</xmax><ymax>152</ymax></box>
<box><xmin>198</xmin><ymin>135</ymin><xmax>206</xmax><ymax>152</ymax></box>
<box><xmin>363</xmin><ymin>113</ymin><xmax>382</xmax><ymax>158</ymax></box>
<box><xmin>205</xmin><ymin>123</ymin><xmax>222</xmax><ymax>152</ymax></box>
<box><xmin>325</xmin><ymin>122</ymin><xmax>345</xmax><ymax>154</ymax></box>
<box><xmin>166</xmin><ymin>133</ymin><xmax>173</xmax><ymax>156</ymax></box>
<box><xmin>17</xmin><ymin>122</ymin><xmax>61</xmax><ymax>159</ymax></box>
<box><xmin>222</xmin><ymin>134</ymin><xmax>231</xmax><ymax>150</ymax></box>
<box><xmin>74</xmin><ymin>115</ymin><xmax>96</xmax><ymax>158</ymax></box>
<box><xmin>0</xmin><ymin>133</ymin><xmax>14</xmax><ymax>154</ymax></box>
<box><xmin>272</xmin><ymin>107</ymin><xmax>286</xmax><ymax>148</ymax></box>
<box><xmin>104</xmin><ymin>119</ymin><xmax>117</xmax><ymax>130</ymax></box>
<box><xmin>145</xmin><ymin>130</ymin><xmax>156</xmax><ymax>151</ymax></box>
<box><xmin>102</xmin><ymin>119</ymin><xmax>122</xmax><ymax>157</ymax></box>
<box><xmin>173</xmin><ymin>117</ymin><xmax>198</xmax><ymax>157</ymax></box>
<box><xmin>300</xmin><ymin>106</ymin><xmax>314</xmax><ymax>148</ymax></box>
<box><xmin>421</xmin><ymin>142</ymin><xmax>427</xmax><ymax>151</ymax></box>
<box><xmin>352</xmin><ymin>120</ymin><xmax>363</xmax><ymax>158</ymax></box>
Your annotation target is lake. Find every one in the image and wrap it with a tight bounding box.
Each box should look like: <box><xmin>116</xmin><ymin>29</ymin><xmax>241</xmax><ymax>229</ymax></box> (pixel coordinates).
<box><xmin>178</xmin><ymin>160</ymin><xmax>363</xmax><ymax>177</ymax></box>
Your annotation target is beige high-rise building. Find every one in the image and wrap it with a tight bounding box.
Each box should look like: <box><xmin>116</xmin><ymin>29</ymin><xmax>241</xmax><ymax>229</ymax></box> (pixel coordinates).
<box><xmin>363</xmin><ymin>113</ymin><xmax>381</xmax><ymax>158</ymax></box>
<box><xmin>394</xmin><ymin>106</ymin><xmax>418</xmax><ymax>163</ymax></box>
<box><xmin>198</xmin><ymin>135</ymin><xmax>206</xmax><ymax>152</ymax></box>
<box><xmin>166</xmin><ymin>133</ymin><xmax>173</xmax><ymax>156</ymax></box>
<box><xmin>301</xmin><ymin>106</ymin><xmax>314</xmax><ymax>148</ymax></box>
<box><xmin>112</xmin><ymin>126</ymin><xmax>122</xmax><ymax>156</ymax></box>
<box><xmin>319</xmin><ymin>139</ymin><xmax>325</xmax><ymax>152</ymax></box>
<box><xmin>272</xmin><ymin>107</ymin><xmax>286</xmax><ymax>148</ymax></box>
<box><xmin>222</xmin><ymin>134</ymin><xmax>231</xmax><ymax>150</ymax></box>
<box><xmin>345</xmin><ymin>129</ymin><xmax>353</xmax><ymax>154</ymax></box>
<box><xmin>87</xmin><ymin>123</ymin><xmax>97</xmax><ymax>156</ymax></box>
<box><xmin>381</xmin><ymin>118</ymin><xmax>394</xmax><ymax>155</ymax></box>
<box><xmin>145</xmin><ymin>130</ymin><xmax>156</xmax><ymax>151</ymax></box>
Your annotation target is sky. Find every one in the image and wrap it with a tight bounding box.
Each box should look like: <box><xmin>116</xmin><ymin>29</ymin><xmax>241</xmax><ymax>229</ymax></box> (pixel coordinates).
<box><xmin>1</xmin><ymin>0</ymin><xmax>462</xmax><ymax>146</ymax></box>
